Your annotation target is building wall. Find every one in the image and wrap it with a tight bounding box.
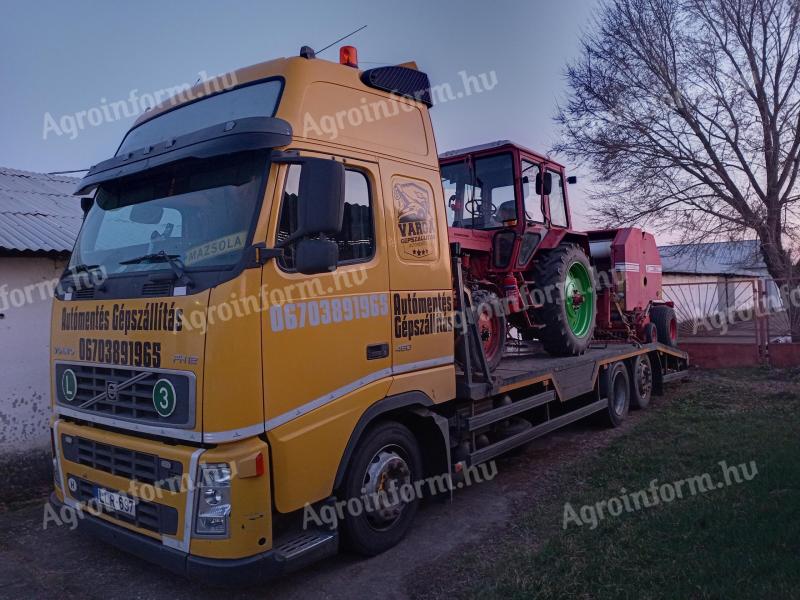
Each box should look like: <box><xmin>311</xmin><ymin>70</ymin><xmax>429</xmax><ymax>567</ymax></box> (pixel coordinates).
<box><xmin>0</xmin><ymin>256</ymin><xmax>67</xmax><ymax>454</ymax></box>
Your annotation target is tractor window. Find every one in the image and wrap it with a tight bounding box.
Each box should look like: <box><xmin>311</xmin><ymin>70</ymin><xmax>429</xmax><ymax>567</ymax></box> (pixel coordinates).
<box><xmin>277</xmin><ymin>165</ymin><xmax>375</xmax><ymax>270</ymax></box>
<box><xmin>441</xmin><ymin>153</ymin><xmax>516</xmax><ymax>230</ymax></box>
<box><xmin>547</xmin><ymin>170</ymin><xmax>568</xmax><ymax>228</ymax></box>
<box><xmin>521</xmin><ymin>160</ymin><xmax>543</xmax><ymax>223</ymax></box>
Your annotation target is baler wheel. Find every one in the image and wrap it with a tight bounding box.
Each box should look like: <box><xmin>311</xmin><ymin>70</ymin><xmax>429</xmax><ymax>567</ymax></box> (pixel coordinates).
<box><xmin>650</xmin><ymin>305</ymin><xmax>678</xmax><ymax>347</ymax></box>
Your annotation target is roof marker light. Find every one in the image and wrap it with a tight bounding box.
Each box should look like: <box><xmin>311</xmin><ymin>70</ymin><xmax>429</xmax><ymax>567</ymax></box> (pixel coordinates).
<box><xmin>340</xmin><ymin>46</ymin><xmax>358</xmax><ymax>68</ymax></box>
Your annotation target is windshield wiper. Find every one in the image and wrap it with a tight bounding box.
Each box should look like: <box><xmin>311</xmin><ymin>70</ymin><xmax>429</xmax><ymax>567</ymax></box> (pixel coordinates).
<box><xmin>68</xmin><ymin>263</ymin><xmax>101</xmax><ymax>274</ymax></box>
<box><xmin>119</xmin><ymin>251</ymin><xmax>193</xmax><ymax>287</ymax></box>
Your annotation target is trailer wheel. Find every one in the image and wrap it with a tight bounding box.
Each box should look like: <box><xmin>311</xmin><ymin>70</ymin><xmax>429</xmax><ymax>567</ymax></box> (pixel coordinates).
<box><xmin>650</xmin><ymin>305</ymin><xmax>678</xmax><ymax>347</ymax></box>
<box><xmin>530</xmin><ymin>244</ymin><xmax>596</xmax><ymax>356</ymax></box>
<box><xmin>628</xmin><ymin>354</ymin><xmax>653</xmax><ymax>410</ymax></box>
<box><xmin>339</xmin><ymin>421</ymin><xmax>423</xmax><ymax>556</ymax></box>
<box><xmin>600</xmin><ymin>361</ymin><xmax>630</xmax><ymax>427</ymax></box>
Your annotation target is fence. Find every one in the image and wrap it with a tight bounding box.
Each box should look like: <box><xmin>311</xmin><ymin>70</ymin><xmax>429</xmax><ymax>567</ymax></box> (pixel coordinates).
<box><xmin>662</xmin><ymin>278</ymin><xmax>800</xmax><ymax>368</ymax></box>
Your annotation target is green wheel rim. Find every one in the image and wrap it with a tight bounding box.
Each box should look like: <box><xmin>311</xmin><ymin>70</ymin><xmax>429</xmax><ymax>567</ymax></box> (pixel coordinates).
<box><xmin>564</xmin><ymin>261</ymin><xmax>594</xmax><ymax>338</ymax></box>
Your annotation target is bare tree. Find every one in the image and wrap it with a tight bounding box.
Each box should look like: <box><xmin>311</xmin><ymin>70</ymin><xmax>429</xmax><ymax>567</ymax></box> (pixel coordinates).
<box><xmin>556</xmin><ymin>0</ymin><xmax>800</xmax><ymax>336</ymax></box>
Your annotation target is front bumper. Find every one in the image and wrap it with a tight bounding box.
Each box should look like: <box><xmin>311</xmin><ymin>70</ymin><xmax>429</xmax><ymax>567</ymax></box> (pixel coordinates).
<box><xmin>49</xmin><ymin>493</ymin><xmax>335</xmax><ymax>586</ymax></box>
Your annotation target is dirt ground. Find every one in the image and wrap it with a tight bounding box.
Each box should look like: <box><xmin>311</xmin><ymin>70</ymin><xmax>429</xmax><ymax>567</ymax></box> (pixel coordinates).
<box><xmin>0</xmin><ymin>380</ymin><xmax>684</xmax><ymax>600</ymax></box>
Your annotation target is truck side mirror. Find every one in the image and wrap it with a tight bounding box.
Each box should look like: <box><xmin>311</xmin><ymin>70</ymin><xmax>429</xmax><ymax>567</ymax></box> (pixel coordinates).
<box><xmin>295</xmin><ymin>238</ymin><xmax>339</xmax><ymax>275</ymax></box>
<box><xmin>80</xmin><ymin>197</ymin><xmax>94</xmax><ymax>221</ymax></box>
<box><xmin>296</xmin><ymin>158</ymin><xmax>345</xmax><ymax>238</ymax></box>
<box><xmin>535</xmin><ymin>172</ymin><xmax>552</xmax><ymax>196</ymax></box>
<box><xmin>567</xmin><ymin>176</ymin><xmax>578</xmax><ymax>185</ymax></box>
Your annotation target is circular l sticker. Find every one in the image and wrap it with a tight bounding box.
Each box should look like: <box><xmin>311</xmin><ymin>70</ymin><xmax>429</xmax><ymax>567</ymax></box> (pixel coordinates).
<box><xmin>152</xmin><ymin>379</ymin><xmax>177</xmax><ymax>418</ymax></box>
<box><xmin>62</xmin><ymin>369</ymin><xmax>77</xmax><ymax>402</ymax></box>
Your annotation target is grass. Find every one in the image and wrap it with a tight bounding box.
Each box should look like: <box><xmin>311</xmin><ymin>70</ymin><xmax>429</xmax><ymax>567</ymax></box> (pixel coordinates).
<box><xmin>410</xmin><ymin>367</ymin><xmax>800</xmax><ymax>600</ymax></box>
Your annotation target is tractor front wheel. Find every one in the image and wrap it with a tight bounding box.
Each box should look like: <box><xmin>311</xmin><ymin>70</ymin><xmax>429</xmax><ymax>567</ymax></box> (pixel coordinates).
<box><xmin>531</xmin><ymin>244</ymin><xmax>597</xmax><ymax>356</ymax></box>
<box><xmin>455</xmin><ymin>289</ymin><xmax>507</xmax><ymax>371</ymax></box>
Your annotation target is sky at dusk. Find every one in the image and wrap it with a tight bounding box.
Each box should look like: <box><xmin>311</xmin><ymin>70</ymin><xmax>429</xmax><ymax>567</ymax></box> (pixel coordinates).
<box><xmin>0</xmin><ymin>0</ymin><xmax>601</xmax><ymax>227</ymax></box>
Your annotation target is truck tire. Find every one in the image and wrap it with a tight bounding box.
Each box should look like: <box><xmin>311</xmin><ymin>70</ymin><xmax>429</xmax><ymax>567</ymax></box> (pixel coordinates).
<box><xmin>599</xmin><ymin>361</ymin><xmax>630</xmax><ymax>427</ymax></box>
<box><xmin>531</xmin><ymin>244</ymin><xmax>596</xmax><ymax>356</ymax></box>
<box><xmin>650</xmin><ymin>305</ymin><xmax>678</xmax><ymax>347</ymax></box>
<box><xmin>339</xmin><ymin>421</ymin><xmax>423</xmax><ymax>556</ymax></box>
<box><xmin>628</xmin><ymin>353</ymin><xmax>653</xmax><ymax>410</ymax></box>
<box><xmin>455</xmin><ymin>289</ymin><xmax>507</xmax><ymax>371</ymax></box>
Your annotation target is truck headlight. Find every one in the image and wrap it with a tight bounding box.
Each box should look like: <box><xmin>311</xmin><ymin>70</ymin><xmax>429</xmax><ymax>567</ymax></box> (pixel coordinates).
<box><xmin>195</xmin><ymin>463</ymin><xmax>231</xmax><ymax>536</ymax></box>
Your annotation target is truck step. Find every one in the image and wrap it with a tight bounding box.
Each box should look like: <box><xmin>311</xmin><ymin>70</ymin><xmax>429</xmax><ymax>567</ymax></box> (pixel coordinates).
<box><xmin>273</xmin><ymin>530</ymin><xmax>338</xmax><ymax>566</ymax></box>
<box><xmin>467</xmin><ymin>390</ymin><xmax>555</xmax><ymax>431</ymax></box>
<box><xmin>469</xmin><ymin>398</ymin><xmax>607</xmax><ymax>465</ymax></box>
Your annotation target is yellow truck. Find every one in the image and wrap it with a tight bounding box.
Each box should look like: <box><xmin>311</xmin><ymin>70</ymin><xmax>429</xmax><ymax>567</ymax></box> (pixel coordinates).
<box><xmin>49</xmin><ymin>46</ymin><xmax>688</xmax><ymax>583</ymax></box>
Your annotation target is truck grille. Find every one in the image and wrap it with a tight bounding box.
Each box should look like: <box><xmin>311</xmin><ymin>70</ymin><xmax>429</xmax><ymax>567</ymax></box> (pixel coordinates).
<box><xmin>71</xmin><ymin>477</ymin><xmax>179</xmax><ymax>535</ymax></box>
<box><xmin>55</xmin><ymin>363</ymin><xmax>194</xmax><ymax>428</ymax></box>
<box><xmin>61</xmin><ymin>435</ymin><xmax>183</xmax><ymax>488</ymax></box>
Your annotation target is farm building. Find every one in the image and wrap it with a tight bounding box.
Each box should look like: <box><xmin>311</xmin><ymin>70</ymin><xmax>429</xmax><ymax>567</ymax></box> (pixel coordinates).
<box><xmin>0</xmin><ymin>167</ymin><xmax>82</xmax><ymax>460</ymax></box>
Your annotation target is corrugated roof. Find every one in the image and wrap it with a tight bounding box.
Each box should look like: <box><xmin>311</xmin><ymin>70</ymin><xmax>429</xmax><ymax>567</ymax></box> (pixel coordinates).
<box><xmin>0</xmin><ymin>167</ymin><xmax>83</xmax><ymax>253</ymax></box>
<box><xmin>660</xmin><ymin>240</ymin><xmax>768</xmax><ymax>277</ymax></box>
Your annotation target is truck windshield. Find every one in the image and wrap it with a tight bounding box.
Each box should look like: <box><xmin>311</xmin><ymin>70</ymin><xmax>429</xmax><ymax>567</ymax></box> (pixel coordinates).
<box><xmin>69</xmin><ymin>152</ymin><xmax>267</xmax><ymax>276</ymax></box>
<box><xmin>442</xmin><ymin>153</ymin><xmax>517</xmax><ymax>230</ymax></box>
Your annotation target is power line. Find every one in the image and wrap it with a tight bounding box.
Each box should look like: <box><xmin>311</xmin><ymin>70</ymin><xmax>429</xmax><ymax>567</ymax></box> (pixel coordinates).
<box><xmin>48</xmin><ymin>169</ymin><xmax>89</xmax><ymax>175</ymax></box>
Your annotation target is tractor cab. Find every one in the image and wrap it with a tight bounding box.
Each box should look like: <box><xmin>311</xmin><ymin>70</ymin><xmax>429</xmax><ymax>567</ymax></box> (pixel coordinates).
<box><xmin>439</xmin><ymin>140</ymin><xmax>577</xmax><ymax>275</ymax></box>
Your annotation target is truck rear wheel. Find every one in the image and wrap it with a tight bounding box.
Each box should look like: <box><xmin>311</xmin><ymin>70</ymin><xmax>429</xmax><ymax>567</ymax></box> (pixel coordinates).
<box><xmin>650</xmin><ymin>305</ymin><xmax>678</xmax><ymax>347</ymax></box>
<box><xmin>340</xmin><ymin>421</ymin><xmax>423</xmax><ymax>556</ymax></box>
<box><xmin>531</xmin><ymin>244</ymin><xmax>596</xmax><ymax>356</ymax></box>
<box><xmin>600</xmin><ymin>361</ymin><xmax>630</xmax><ymax>427</ymax></box>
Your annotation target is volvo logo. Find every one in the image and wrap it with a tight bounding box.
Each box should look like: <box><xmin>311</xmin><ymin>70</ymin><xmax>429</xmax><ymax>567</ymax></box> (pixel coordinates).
<box><xmin>78</xmin><ymin>371</ymin><xmax>151</xmax><ymax>410</ymax></box>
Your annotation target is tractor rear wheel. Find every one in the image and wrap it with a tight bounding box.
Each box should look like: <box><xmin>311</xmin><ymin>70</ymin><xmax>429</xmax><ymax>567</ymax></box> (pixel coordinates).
<box><xmin>531</xmin><ymin>244</ymin><xmax>597</xmax><ymax>356</ymax></box>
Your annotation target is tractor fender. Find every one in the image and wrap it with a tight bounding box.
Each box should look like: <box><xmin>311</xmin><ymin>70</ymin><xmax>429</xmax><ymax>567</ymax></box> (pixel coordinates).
<box><xmin>539</xmin><ymin>229</ymin><xmax>590</xmax><ymax>254</ymax></box>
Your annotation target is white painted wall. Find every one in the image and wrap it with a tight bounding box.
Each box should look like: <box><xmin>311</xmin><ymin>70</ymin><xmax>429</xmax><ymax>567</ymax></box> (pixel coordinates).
<box><xmin>0</xmin><ymin>256</ymin><xmax>67</xmax><ymax>454</ymax></box>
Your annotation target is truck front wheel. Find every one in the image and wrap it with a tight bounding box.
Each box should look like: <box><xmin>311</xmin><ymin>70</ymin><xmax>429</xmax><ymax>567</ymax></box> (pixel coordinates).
<box><xmin>340</xmin><ymin>421</ymin><xmax>423</xmax><ymax>556</ymax></box>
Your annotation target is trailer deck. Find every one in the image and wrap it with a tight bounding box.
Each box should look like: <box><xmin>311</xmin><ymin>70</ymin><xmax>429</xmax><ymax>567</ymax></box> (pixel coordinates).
<box><xmin>454</xmin><ymin>342</ymin><xmax>690</xmax><ymax>466</ymax></box>
<box><xmin>458</xmin><ymin>341</ymin><xmax>689</xmax><ymax>401</ymax></box>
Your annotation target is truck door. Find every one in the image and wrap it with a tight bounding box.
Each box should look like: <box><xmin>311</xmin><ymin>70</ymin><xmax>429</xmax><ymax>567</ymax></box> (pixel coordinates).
<box><xmin>381</xmin><ymin>161</ymin><xmax>455</xmax><ymax>390</ymax></box>
<box><xmin>260</xmin><ymin>157</ymin><xmax>391</xmax><ymax>431</ymax></box>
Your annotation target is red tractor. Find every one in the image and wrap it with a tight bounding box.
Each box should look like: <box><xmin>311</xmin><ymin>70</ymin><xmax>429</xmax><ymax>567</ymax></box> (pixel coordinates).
<box><xmin>440</xmin><ymin>141</ymin><xmax>677</xmax><ymax>370</ymax></box>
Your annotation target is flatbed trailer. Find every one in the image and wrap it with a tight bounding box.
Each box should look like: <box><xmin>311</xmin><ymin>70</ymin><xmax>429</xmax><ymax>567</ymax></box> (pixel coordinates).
<box><xmin>452</xmin><ymin>343</ymin><xmax>689</xmax><ymax>468</ymax></box>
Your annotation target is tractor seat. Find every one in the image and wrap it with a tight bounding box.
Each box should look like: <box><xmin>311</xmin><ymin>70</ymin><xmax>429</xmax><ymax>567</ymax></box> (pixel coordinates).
<box><xmin>496</xmin><ymin>201</ymin><xmax>517</xmax><ymax>223</ymax></box>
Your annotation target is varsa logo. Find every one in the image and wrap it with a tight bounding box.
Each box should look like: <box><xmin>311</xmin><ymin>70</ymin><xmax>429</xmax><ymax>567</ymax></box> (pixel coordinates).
<box><xmin>394</xmin><ymin>181</ymin><xmax>437</xmax><ymax>259</ymax></box>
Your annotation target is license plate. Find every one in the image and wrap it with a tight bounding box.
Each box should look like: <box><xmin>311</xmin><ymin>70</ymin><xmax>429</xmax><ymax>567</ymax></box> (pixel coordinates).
<box><xmin>95</xmin><ymin>487</ymin><xmax>136</xmax><ymax>517</ymax></box>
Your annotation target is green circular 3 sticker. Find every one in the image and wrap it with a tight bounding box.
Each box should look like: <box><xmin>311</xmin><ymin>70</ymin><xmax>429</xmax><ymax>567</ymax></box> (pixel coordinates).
<box><xmin>152</xmin><ymin>379</ymin><xmax>177</xmax><ymax>418</ymax></box>
<box><xmin>62</xmin><ymin>369</ymin><xmax>77</xmax><ymax>402</ymax></box>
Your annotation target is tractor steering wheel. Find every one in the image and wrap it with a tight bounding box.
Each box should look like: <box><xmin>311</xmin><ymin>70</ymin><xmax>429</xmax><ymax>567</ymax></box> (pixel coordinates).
<box><xmin>464</xmin><ymin>200</ymin><xmax>497</xmax><ymax>219</ymax></box>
